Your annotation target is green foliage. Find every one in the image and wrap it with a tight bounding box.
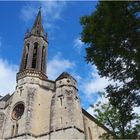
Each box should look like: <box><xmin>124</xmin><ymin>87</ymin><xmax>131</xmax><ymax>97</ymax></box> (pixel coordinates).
<box><xmin>81</xmin><ymin>1</ymin><xmax>140</xmax><ymax>139</ymax></box>
<box><xmin>81</xmin><ymin>1</ymin><xmax>140</xmax><ymax>95</ymax></box>
<box><xmin>93</xmin><ymin>92</ymin><xmax>140</xmax><ymax>139</ymax></box>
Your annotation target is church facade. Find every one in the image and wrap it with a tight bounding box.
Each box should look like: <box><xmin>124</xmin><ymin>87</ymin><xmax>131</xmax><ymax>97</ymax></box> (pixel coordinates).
<box><xmin>0</xmin><ymin>10</ymin><xmax>109</xmax><ymax>139</ymax></box>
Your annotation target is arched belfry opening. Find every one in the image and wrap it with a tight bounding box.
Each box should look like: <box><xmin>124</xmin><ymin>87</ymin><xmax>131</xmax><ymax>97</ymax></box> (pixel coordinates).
<box><xmin>88</xmin><ymin>127</ymin><xmax>92</xmax><ymax>139</ymax></box>
<box><xmin>24</xmin><ymin>43</ymin><xmax>29</xmax><ymax>69</ymax></box>
<box><xmin>32</xmin><ymin>42</ymin><xmax>38</xmax><ymax>69</ymax></box>
<box><xmin>41</xmin><ymin>46</ymin><xmax>45</xmax><ymax>71</ymax></box>
<box><xmin>20</xmin><ymin>43</ymin><xmax>29</xmax><ymax>71</ymax></box>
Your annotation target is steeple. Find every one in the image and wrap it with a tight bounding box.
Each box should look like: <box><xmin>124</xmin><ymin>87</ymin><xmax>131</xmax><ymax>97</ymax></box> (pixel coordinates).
<box><xmin>30</xmin><ymin>9</ymin><xmax>44</xmax><ymax>37</ymax></box>
<box><xmin>17</xmin><ymin>9</ymin><xmax>48</xmax><ymax>81</ymax></box>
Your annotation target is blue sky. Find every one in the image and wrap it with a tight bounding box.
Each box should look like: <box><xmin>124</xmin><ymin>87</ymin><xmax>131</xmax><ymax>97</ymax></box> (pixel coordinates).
<box><xmin>0</xmin><ymin>1</ymin><xmax>111</xmax><ymax>113</ymax></box>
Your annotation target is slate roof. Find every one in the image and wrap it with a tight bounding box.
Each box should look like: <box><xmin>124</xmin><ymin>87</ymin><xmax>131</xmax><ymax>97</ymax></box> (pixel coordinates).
<box><xmin>56</xmin><ymin>72</ymin><xmax>76</xmax><ymax>81</ymax></box>
<box><xmin>0</xmin><ymin>94</ymin><xmax>11</xmax><ymax>102</ymax></box>
<box><xmin>30</xmin><ymin>9</ymin><xmax>44</xmax><ymax>37</ymax></box>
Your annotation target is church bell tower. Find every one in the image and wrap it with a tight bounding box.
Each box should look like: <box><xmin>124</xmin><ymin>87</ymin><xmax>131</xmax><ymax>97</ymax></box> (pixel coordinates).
<box><xmin>17</xmin><ymin>9</ymin><xmax>48</xmax><ymax>81</ymax></box>
<box><xmin>2</xmin><ymin>10</ymin><xmax>53</xmax><ymax>139</ymax></box>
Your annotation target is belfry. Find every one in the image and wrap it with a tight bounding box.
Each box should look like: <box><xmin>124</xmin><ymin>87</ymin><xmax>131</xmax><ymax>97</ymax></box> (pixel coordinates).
<box><xmin>17</xmin><ymin>9</ymin><xmax>48</xmax><ymax>81</ymax></box>
<box><xmin>0</xmin><ymin>10</ymin><xmax>109</xmax><ymax>139</ymax></box>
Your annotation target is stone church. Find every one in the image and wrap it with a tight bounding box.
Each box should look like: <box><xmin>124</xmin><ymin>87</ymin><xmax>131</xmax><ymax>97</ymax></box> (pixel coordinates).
<box><xmin>0</xmin><ymin>10</ymin><xmax>110</xmax><ymax>139</ymax></box>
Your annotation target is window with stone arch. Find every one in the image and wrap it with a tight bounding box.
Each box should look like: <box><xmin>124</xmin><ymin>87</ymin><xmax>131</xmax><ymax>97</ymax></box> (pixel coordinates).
<box><xmin>41</xmin><ymin>46</ymin><xmax>45</xmax><ymax>71</ymax></box>
<box><xmin>88</xmin><ymin>127</ymin><xmax>92</xmax><ymax>139</ymax></box>
<box><xmin>11</xmin><ymin>102</ymin><xmax>25</xmax><ymax>121</ymax></box>
<box><xmin>32</xmin><ymin>42</ymin><xmax>38</xmax><ymax>68</ymax></box>
<box><xmin>58</xmin><ymin>96</ymin><xmax>63</xmax><ymax>107</ymax></box>
<box><xmin>15</xmin><ymin>123</ymin><xmax>18</xmax><ymax>136</ymax></box>
<box><xmin>11</xmin><ymin>123</ymin><xmax>19</xmax><ymax>137</ymax></box>
<box><xmin>11</xmin><ymin>125</ymin><xmax>15</xmax><ymax>137</ymax></box>
<box><xmin>24</xmin><ymin>43</ymin><xmax>29</xmax><ymax>69</ymax></box>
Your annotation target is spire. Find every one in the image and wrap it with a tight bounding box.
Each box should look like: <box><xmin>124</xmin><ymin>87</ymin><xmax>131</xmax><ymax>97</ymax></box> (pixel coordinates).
<box><xmin>30</xmin><ymin>8</ymin><xmax>45</xmax><ymax>37</ymax></box>
<box><xmin>17</xmin><ymin>8</ymin><xmax>48</xmax><ymax>81</ymax></box>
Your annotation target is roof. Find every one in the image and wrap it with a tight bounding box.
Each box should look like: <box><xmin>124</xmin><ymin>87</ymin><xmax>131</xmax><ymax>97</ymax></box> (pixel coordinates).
<box><xmin>0</xmin><ymin>94</ymin><xmax>11</xmax><ymax>102</ymax></box>
<box><xmin>30</xmin><ymin>9</ymin><xmax>45</xmax><ymax>37</ymax></box>
<box><xmin>55</xmin><ymin>72</ymin><xmax>76</xmax><ymax>81</ymax></box>
<box><xmin>82</xmin><ymin>108</ymin><xmax>115</xmax><ymax>137</ymax></box>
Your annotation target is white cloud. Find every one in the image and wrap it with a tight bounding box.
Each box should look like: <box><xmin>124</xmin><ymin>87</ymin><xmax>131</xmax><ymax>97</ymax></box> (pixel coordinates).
<box><xmin>41</xmin><ymin>1</ymin><xmax>66</xmax><ymax>20</ymax></box>
<box><xmin>72</xmin><ymin>73</ymin><xmax>82</xmax><ymax>82</ymax></box>
<box><xmin>0</xmin><ymin>58</ymin><xmax>18</xmax><ymax>96</ymax></box>
<box><xmin>133</xmin><ymin>106</ymin><xmax>140</xmax><ymax>117</ymax></box>
<box><xmin>20</xmin><ymin>4</ymin><xmax>36</xmax><ymax>22</ymax></box>
<box><xmin>47</xmin><ymin>53</ymin><xmax>75</xmax><ymax>80</ymax></box>
<box><xmin>20</xmin><ymin>1</ymin><xmax>66</xmax><ymax>30</ymax></box>
<box><xmin>86</xmin><ymin>106</ymin><xmax>94</xmax><ymax>116</ymax></box>
<box><xmin>0</xmin><ymin>53</ymin><xmax>74</xmax><ymax>96</ymax></box>
<box><xmin>73</xmin><ymin>37</ymin><xmax>84</xmax><ymax>53</ymax></box>
<box><xmin>86</xmin><ymin>93</ymin><xmax>109</xmax><ymax>116</ymax></box>
<box><xmin>82</xmin><ymin>65</ymin><xmax>111</xmax><ymax>99</ymax></box>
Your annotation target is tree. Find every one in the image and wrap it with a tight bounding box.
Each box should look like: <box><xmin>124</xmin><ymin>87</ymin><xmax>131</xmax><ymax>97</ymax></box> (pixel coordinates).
<box><xmin>81</xmin><ymin>1</ymin><xmax>140</xmax><ymax>98</ymax></box>
<box><xmin>92</xmin><ymin>92</ymin><xmax>140</xmax><ymax>139</ymax></box>
<box><xmin>81</xmin><ymin>1</ymin><xmax>140</xmax><ymax>138</ymax></box>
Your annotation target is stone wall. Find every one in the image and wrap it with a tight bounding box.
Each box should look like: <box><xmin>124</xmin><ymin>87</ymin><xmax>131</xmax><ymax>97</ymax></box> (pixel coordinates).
<box><xmin>50</xmin><ymin>127</ymin><xmax>85</xmax><ymax>140</ymax></box>
<box><xmin>1</xmin><ymin>76</ymin><xmax>55</xmax><ymax>139</ymax></box>
<box><xmin>0</xmin><ymin>112</ymin><xmax>5</xmax><ymax>139</ymax></box>
<box><xmin>82</xmin><ymin>109</ymin><xmax>106</xmax><ymax>139</ymax></box>
<box><xmin>0</xmin><ymin>74</ymin><xmax>109</xmax><ymax>139</ymax></box>
<box><xmin>50</xmin><ymin>76</ymin><xmax>85</xmax><ymax>139</ymax></box>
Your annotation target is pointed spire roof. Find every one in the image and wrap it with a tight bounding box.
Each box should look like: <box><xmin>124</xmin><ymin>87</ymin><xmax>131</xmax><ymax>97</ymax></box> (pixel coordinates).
<box><xmin>56</xmin><ymin>72</ymin><xmax>76</xmax><ymax>81</ymax></box>
<box><xmin>30</xmin><ymin>9</ymin><xmax>45</xmax><ymax>37</ymax></box>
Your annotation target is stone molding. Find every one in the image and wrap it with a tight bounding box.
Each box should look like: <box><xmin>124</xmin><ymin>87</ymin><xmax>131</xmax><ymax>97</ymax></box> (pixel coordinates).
<box><xmin>5</xmin><ymin>126</ymin><xmax>84</xmax><ymax>139</ymax></box>
<box><xmin>16</xmin><ymin>69</ymin><xmax>48</xmax><ymax>81</ymax></box>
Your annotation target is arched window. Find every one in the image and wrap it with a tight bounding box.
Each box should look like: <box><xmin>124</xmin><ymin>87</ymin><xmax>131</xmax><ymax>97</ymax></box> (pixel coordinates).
<box><xmin>12</xmin><ymin>103</ymin><xmax>25</xmax><ymax>120</ymax></box>
<box><xmin>15</xmin><ymin>124</ymin><xmax>18</xmax><ymax>135</ymax></box>
<box><xmin>32</xmin><ymin>42</ymin><xmax>38</xmax><ymax>68</ymax></box>
<box><xmin>41</xmin><ymin>46</ymin><xmax>45</xmax><ymax>71</ymax></box>
<box><xmin>11</xmin><ymin>125</ymin><xmax>15</xmax><ymax>137</ymax></box>
<box><xmin>88</xmin><ymin>127</ymin><xmax>92</xmax><ymax>139</ymax></box>
<box><xmin>60</xmin><ymin>97</ymin><xmax>63</xmax><ymax>106</ymax></box>
<box><xmin>24</xmin><ymin>43</ymin><xmax>29</xmax><ymax>69</ymax></box>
